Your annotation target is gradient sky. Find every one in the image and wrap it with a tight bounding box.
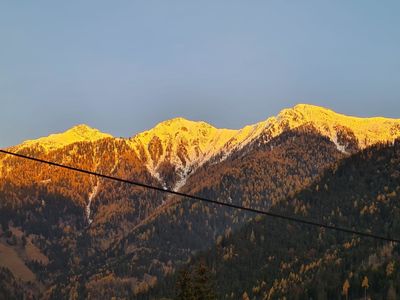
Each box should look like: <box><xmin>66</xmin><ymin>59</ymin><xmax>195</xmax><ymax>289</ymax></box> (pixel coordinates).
<box><xmin>1</xmin><ymin>1</ymin><xmax>399</xmax><ymax>147</ymax></box>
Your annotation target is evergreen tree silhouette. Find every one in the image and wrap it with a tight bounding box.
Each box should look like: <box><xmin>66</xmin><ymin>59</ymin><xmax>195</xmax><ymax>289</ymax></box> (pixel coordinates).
<box><xmin>192</xmin><ymin>260</ymin><xmax>216</xmax><ymax>300</ymax></box>
<box><xmin>175</xmin><ymin>268</ymin><xmax>195</xmax><ymax>300</ymax></box>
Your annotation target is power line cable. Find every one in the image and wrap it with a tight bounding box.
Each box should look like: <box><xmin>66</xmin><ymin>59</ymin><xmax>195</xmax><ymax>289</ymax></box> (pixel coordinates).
<box><xmin>0</xmin><ymin>149</ymin><xmax>399</xmax><ymax>243</ymax></box>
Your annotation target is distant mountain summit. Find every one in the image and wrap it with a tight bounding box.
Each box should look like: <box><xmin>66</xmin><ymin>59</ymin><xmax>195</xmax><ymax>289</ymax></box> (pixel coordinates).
<box><xmin>272</xmin><ymin>104</ymin><xmax>400</xmax><ymax>149</ymax></box>
<box><xmin>128</xmin><ymin>116</ymin><xmax>268</xmax><ymax>189</ymax></box>
<box><xmin>15</xmin><ymin>124</ymin><xmax>113</xmax><ymax>152</ymax></box>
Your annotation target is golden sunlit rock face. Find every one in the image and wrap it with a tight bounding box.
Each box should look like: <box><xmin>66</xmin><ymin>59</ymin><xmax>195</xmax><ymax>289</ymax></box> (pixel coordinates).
<box><xmin>6</xmin><ymin>104</ymin><xmax>400</xmax><ymax>187</ymax></box>
<box><xmin>127</xmin><ymin>117</ymin><xmax>269</xmax><ymax>186</ymax></box>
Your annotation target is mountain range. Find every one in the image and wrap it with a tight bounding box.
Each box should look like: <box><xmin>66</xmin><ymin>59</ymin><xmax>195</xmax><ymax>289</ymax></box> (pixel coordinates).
<box><xmin>0</xmin><ymin>104</ymin><xmax>399</xmax><ymax>299</ymax></box>
<box><xmin>5</xmin><ymin>104</ymin><xmax>400</xmax><ymax>189</ymax></box>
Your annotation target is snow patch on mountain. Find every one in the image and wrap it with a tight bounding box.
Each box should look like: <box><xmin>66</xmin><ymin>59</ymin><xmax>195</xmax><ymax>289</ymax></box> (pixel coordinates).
<box><xmin>173</xmin><ymin>166</ymin><xmax>193</xmax><ymax>192</ymax></box>
<box><xmin>332</xmin><ymin>133</ymin><xmax>348</xmax><ymax>154</ymax></box>
<box><xmin>86</xmin><ymin>181</ymin><xmax>100</xmax><ymax>224</ymax></box>
<box><xmin>147</xmin><ymin>166</ymin><xmax>167</xmax><ymax>189</ymax></box>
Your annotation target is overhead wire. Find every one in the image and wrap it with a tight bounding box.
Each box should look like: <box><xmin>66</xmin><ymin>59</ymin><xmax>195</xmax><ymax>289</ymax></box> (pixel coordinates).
<box><xmin>0</xmin><ymin>149</ymin><xmax>399</xmax><ymax>243</ymax></box>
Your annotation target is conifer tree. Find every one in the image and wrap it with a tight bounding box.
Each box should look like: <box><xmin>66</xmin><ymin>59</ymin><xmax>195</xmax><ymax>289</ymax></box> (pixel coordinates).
<box><xmin>193</xmin><ymin>260</ymin><xmax>216</xmax><ymax>300</ymax></box>
<box><xmin>361</xmin><ymin>276</ymin><xmax>369</xmax><ymax>300</ymax></box>
<box><xmin>387</xmin><ymin>281</ymin><xmax>397</xmax><ymax>300</ymax></box>
<box><xmin>242</xmin><ymin>291</ymin><xmax>250</xmax><ymax>300</ymax></box>
<box><xmin>342</xmin><ymin>279</ymin><xmax>350</xmax><ymax>300</ymax></box>
<box><xmin>175</xmin><ymin>268</ymin><xmax>194</xmax><ymax>300</ymax></box>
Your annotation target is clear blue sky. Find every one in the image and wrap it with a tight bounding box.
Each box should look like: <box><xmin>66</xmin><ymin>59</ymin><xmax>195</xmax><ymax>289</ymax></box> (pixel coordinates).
<box><xmin>1</xmin><ymin>1</ymin><xmax>399</xmax><ymax>147</ymax></box>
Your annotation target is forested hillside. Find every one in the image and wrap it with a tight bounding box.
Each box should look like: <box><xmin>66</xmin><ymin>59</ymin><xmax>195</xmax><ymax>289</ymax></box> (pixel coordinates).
<box><xmin>1</xmin><ymin>105</ymin><xmax>400</xmax><ymax>299</ymax></box>
<box><xmin>74</xmin><ymin>126</ymin><xmax>345</xmax><ymax>299</ymax></box>
<box><xmin>157</xmin><ymin>141</ymin><xmax>400</xmax><ymax>299</ymax></box>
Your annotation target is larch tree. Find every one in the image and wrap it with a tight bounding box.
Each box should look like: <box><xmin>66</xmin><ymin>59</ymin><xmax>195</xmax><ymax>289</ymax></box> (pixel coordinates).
<box><xmin>361</xmin><ymin>276</ymin><xmax>369</xmax><ymax>300</ymax></box>
<box><xmin>342</xmin><ymin>279</ymin><xmax>350</xmax><ymax>300</ymax></box>
<box><xmin>242</xmin><ymin>291</ymin><xmax>250</xmax><ymax>300</ymax></box>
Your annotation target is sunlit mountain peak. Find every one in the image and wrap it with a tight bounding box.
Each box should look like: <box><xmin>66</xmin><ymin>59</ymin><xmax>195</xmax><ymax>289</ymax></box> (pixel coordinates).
<box><xmin>17</xmin><ymin>124</ymin><xmax>113</xmax><ymax>152</ymax></box>
<box><xmin>272</xmin><ymin>104</ymin><xmax>400</xmax><ymax>149</ymax></box>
